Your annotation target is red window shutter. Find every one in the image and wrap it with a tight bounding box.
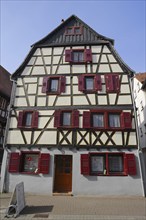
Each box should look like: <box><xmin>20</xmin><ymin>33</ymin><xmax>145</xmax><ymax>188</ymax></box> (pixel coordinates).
<box><xmin>105</xmin><ymin>74</ymin><xmax>114</xmax><ymax>92</ymax></box>
<box><xmin>126</xmin><ymin>154</ymin><xmax>137</xmax><ymax>175</ymax></box>
<box><xmin>72</xmin><ymin>110</ymin><xmax>79</xmax><ymax>128</ymax></box>
<box><xmin>95</xmin><ymin>75</ymin><xmax>102</xmax><ymax>91</ymax></box>
<box><xmin>113</xmin><ymin>74</ymin><xmax>120</xmax><ymax>92</ymax></box>
<box><xmin>85</xmin><ymin>49</ymin><xmax>92</xmax><ymax>62</ymax></box>
<box><xmin>78</xmin><ymin>75</ymin><xmax>85</xmax><ymax>92</ymax></box>
<box><xmin>42</xmin><ymin>76</ymin><xmax>49</xmax><ymax>93</ymax></box>
<box><xmin>60</xmin><ymin>76</ymin><xmax>66</xmax><ymax>93</ymax></box>
<box><xmin>17</xmin><ymin>111</ymin><xmax>24</xmax><ymax>128</ymax></box>
<box><xmin>65</xmin><ymin>50</ymin><xmax>72</xmax><ymax>62</ymax></box>
<box><xmin>81</xmin><ymin>154</ymin><xmax>90</xmax><ymax>175</ymax></box>
<box><xmin>32</xmin><ymin>111</ymin><xmax>39</xmax><ymax>128</ymax></box>
<box><xmin>121</xmin><ymin>112</ymin><xmax>132</xmax><ymax>129</ymax></box>
<box><xmin>54</xmin><ymin>110</ymin><xmax>61</xmax><ymax>127</ymax></box>
<box><xmin>83</xmin><ymin>111</ymin><xmax>91</xmax><ymax>128</ymax></box>
<box><xmin>39</xmin><ymin>153</ymin><xmax>50</xmax><ymax>174</ymax></box>
<box><xmin>9</xmin><ymin>152</ymin><xmax>20</xmax><ymax>173</ymax></box>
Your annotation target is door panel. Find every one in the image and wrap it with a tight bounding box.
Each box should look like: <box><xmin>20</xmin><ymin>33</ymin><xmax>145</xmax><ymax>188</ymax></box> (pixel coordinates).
<box><xmin>54</xmin><ymin>155</ymin><xmax>72</xmax><ymax>192</ymax></box>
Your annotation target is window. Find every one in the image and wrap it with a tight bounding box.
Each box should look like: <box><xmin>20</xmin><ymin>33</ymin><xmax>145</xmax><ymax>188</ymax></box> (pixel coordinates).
<box><xmin>17</xmin><ymin>111</ymin><xmax>39</xmax><ymax>129</ymax></box>
<box><xmin>83</xmin><ymin>110</ymin><xmax>132</xmax><ymax>130</ymax></box>
<box><xmin>108</xmin><ymin>113</ymin><xmax>120</xmax><ymax>128</ymax></box>
<box><xmin>65</xmin><ymin>49</ymin><xmax>92</xmax><ymax>63</ymax></box>
<box><xmin>81</xmin><ymin>153</ymin><xmax>137</xmax><ymax>176</ymax></box>
<box><xmin>54</xmin><ymin>110</ymin><xmax>79</xmax><ymax>128</ymax></box>
<box><xmin>72</xmin><ymin>51</ymin><xmax>84</xmax><ymax>62</ymax></box>
<box><xmin>9</xmin><ymin>152</ymin><xmax>50</xmax><ymax>174</ymax></box>
<box><xmin>78</xmin><ymin>74</ymin><xmax>102</xmax><ymax>93</ymax></box>
<box><xmin>105</xmin><ymin>74</ymin><xmax>120</xmax><ymax>93</ymax></box>
<box><xmin>22</xmin><ymin>153</ymin><xmax>39</xmax><ymax>173</ymax></box>
<box><xmin>50</xmin><ymin>78</ymin><xmax>59</xmax><ymax>92</ymax></box>
<box><xmin>65</xmin><ymin>26</ymin><xmax>82</xmax><ymax>35</ymax></box>
<box><xmin>92</xmin><ymin>113</ymin><xmax>104</xmax><ymax>128</ymax></box>
<box><xmin>63</xmin><ymin>112</ymin><xmax>71</xmax><ymax>126</ymax></box>
<box><xmin>42</xmin><ymin>76</ymin><xmax>66</xmax><ymax>94</ymax></box>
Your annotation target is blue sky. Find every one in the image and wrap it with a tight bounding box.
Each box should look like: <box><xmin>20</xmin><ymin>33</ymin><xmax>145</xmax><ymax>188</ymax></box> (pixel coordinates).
<box><xmin>1</xmin><ymin>0</ymin><xmax>146</xmax><ymax>74</ymax></box>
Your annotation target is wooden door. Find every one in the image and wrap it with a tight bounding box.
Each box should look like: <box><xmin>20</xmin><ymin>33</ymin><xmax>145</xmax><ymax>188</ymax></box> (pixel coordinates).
<box><xmin>54</xmin><ymin>155</ymin><xmax>72</xmax><ymax>193</ymax></box>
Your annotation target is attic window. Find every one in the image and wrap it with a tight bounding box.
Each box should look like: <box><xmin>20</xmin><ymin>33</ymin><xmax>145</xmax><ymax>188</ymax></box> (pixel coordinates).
<box><xmin>65</xmin><ymin>26</ymin><xmax>82</xmax><ymax>35</ymax></box>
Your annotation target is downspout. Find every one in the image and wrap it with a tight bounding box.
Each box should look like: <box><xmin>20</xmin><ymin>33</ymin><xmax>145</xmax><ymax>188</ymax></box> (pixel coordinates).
<box><xmin>0</xmin><ymin>79</ymin><xmax>17</xmax><ymax>193</ymax></box>
<box><xmin>129</xmin><ymin>75</ymin><xmax>145</xmax><ymax>197</ymax></box>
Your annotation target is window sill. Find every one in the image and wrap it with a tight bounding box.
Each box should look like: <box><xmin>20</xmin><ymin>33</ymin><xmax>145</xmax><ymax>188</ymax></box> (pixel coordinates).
<box><xmin>20</xmin><ymin>172</ymin><xmax>39</xmax><ymax>175</ymax></box>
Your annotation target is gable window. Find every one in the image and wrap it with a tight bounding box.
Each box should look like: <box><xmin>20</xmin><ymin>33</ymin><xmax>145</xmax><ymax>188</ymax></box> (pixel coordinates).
<box><xmin>81</xmin><ymin>153</ymin><xmax>137</xmax><ymax>176</ymax></box>
<box><xmin>17</xmin><ymin>111</ymin><xmax>39</xmax><ymax>129</ymax></box>
<box><xmin>65</xmin><ymin>49</ymin><xmax>92</xmax><ymax>63</ymax></box>
<box><xmin>105</xmin><ymin>74</ymin><xmax>120</xmax><ymax>93</ymax></box>
<box><xmin>65</xmin><ymin>26</ymin><xmax>82</xmax><ymax>35</ymax></box>
<box><xmin>42</xmin><ymin>76</ymin><xmax>66</xmax><ymax>94</ymax></box>
<box><xmin>9</xmin><ymin>152</ymin><xmax>50</xmax><ymax>174</ymax></box>
<box><xmin>78</xmin><ymin>74</ymin><xmax>102</xmax><ymax>93</ymax></box>
<box><xmin>54</xmin><ymin>110</ymin><xmax>79</xmax><ymax>128</ymax></box>
<box><xmin>108</xmin><ymin>113</ymin><xmax>120</xmax><ymax>128</ymax></box>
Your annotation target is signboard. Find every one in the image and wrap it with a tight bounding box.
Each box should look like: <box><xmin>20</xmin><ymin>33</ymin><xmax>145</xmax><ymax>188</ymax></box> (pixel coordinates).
<box><xmin>5</xmin><ymin>182</ymin><xmax>26</xmax><ymax>218</ymax></box>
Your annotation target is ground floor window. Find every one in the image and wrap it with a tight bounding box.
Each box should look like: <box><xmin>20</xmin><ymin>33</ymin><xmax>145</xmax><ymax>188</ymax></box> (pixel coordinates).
<box><xmin>9</xmin><ymin>152</ymin><xmax>50</xmax><ymax>174</ymax></box>
<box><xmin>81</xmin><ymin>152</ymin><xmax>137</xmax><ymax>176</ymax></box>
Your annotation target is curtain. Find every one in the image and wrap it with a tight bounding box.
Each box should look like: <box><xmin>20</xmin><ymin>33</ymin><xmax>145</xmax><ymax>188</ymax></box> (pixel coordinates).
<box><xmin>109</xmin><ymin>114</ymin><xmax>120</xmax><ymax>127</ymax></box>
<box><xmin>93</xmin><ymin>114</ymin><xmax>104</xmax><ymax>127</ymax></box>
<box><xmin>51</xmin><ymin>79</ymin><xmax>58</xmax><ymax>92</ymax></box>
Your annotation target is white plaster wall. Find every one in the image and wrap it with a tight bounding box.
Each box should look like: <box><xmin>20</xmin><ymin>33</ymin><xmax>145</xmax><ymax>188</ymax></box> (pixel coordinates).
<box><xmin>7</xmin><ymin>148</ymin><xmax>143</xmax><ymax>196</ymax></box>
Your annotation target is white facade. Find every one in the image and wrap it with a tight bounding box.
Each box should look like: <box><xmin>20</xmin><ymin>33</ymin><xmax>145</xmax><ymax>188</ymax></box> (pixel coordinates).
<box><xmin>1</xmin><ymin>15</ymin><xmax>144</xmax><ymax>196</ymax></box>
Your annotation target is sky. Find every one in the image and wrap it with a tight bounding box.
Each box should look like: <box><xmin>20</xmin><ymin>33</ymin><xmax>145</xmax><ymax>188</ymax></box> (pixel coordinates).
<box><xmin>1</xmin><ymin>0</ymin><xmax>146</xmax><ymax>74</ymax></box>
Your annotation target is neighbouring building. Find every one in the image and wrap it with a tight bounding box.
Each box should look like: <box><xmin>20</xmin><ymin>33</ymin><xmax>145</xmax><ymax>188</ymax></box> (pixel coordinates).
<box><xmin>0</xmin><ymin>65</ymin><xmax>12</xmax><ymax>172</ymax></box>
<box><xmin>1</xmin><ymin>15</ymin><xmax>144</xmax><ymax>196</ymax></box>
<box><xmin>133</xmin><ymin>72</ymin><xmax>146</xmax><ymax>196</ymax></box>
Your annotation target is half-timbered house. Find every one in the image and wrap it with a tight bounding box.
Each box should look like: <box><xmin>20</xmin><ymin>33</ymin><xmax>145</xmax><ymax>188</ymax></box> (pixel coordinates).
<box><xmin>1</xmin><ymin>15</ymin><xmax>144</xmax><ymax>196</ymax></box>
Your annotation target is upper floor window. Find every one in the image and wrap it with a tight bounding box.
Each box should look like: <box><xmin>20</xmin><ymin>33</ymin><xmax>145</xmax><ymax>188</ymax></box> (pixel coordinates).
<box><xmin>83</xmin><ymin>110</ymin><xmax>132</xmax><ymax>130</ymax></box>
<box><xmin>54</xmin><ymin>110</ymin><xmax>79</xmax><ymax>128</ymax></box>
<box><xmin>65</xmin><ymin>49</ymin><xmax>92</xmax><ymax>63</ymax></box>
<box><xmin>108</xmin><ymin>113</ymin><xmax>120</xmax><ymax>128</ymax></box>
<box><xmin>42</xmin><ymin>76</ymin><xmax>66</xmax><ymax>94</ymax></box>
<box><xmin>65</xmin><ymin>26</ymin><xmax>82</xmax><ymax>35</ymax></box>
<box><xmin>105</xmin><ymin>74</ymin><xmax>120</xmax><ymax>93</ymax></box>
<box><xmin>78</xmin><ymin>74</ymin><xmax>102</xmax><ymax>93</ymax></box>
<box><xmin>17</xmin><ymin>111</ymin><xmax>39</xmax><ymax>129</ymax></box>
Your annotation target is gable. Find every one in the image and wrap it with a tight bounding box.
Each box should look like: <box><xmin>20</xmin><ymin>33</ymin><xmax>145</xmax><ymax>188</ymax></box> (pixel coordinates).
<box><xmin>32</xmin><ymin>15</ymin><xmax>114</xmax><ymax>47</ymax></box>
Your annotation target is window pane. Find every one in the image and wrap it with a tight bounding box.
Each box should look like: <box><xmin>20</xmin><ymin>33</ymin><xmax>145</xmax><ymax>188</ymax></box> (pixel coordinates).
<box><xmin>23</xmin><ymin>154</ymin><xmax>39</xmax><ymax>172</ymax></box>
<box><xmin>74</xmin><ymin>27</ymin><xmax>81</xmax><ymax>34</ymax></box>
<box><xmin>73</xmin><ymin>51</ymin><xmax>84</xmax><ymax>62</ymax></box>
<box><xmin>109</xmin><ymin>155</ymin><xmax>123</xmax><ymax>172</ymax></box>
<box><xmin>50</xmin><ymin>79</ymin><xmax>59</xmax><ymax>92</ymax></box>
<box><xmin>93</xmin><ymin>114</ymin><xmax>104</xmax><ymax>127</ymax></box>
<box><xmin>91</xmin><ymin>156</ymin><xmax>105</xmax><ymax>173</ymax></box>
<box><xmin>66</xmin><ymin>28</ymin><xmax>72</xmax><ymax>34</ymax></box>
<box><xmin>63</xmin><ymin>112</ymin><xmax>71</xmax><ymax>126</ymax></box>
<box><xmin>85</xmin><ymin>77</ymin><xmax>94</xmax><ymax>90</ymax></box>
<box><xmin>109</xmin><ymin>114</ymin><xmax>120</xmax><ymax>127</ymax></box>
<box><xmin>25</xmin><ymin>113</ymin><xmax>32</xmax><ymax>127</ymax></box>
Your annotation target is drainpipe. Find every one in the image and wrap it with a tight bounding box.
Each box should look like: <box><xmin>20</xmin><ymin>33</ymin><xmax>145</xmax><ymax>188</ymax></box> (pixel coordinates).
<box><xmin>129</xmin><ymin>75</ymin><xmax>145</xmax><ymax>197</ymax></box>
<box><xmin>0</xmin><ymin>79</ymin><xmax>17</xmax><ymax>193</ymax></box>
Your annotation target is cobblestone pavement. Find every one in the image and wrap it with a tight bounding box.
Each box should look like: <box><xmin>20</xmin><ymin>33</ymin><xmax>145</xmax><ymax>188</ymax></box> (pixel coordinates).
<box><xmin>0</xmin><ymin>193</ymin><xmax>146</xmax><ymax>220</ymax></box>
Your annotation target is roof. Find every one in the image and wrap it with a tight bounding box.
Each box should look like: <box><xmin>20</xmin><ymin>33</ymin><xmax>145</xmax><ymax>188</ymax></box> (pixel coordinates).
<box><xmin>11</xmin><ymin>14</ymin><xmax>134</xmax><ymax>79</ymax></box>
<box><xmin>32</xmin><ymin>14</ymin><xmax>114</xmax><ymax>47</ymax></box>
<box><xmin>135</xmin><ymin>72</ymin><xmax>146</xmax><ymax>83</ymax></box>
<box><xmin>0</xmin><ymin>65</ymin><xmax>12</xmax><ymax>98</ymax></box>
